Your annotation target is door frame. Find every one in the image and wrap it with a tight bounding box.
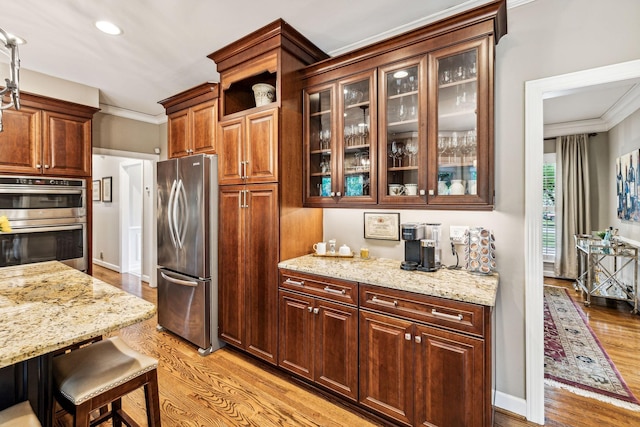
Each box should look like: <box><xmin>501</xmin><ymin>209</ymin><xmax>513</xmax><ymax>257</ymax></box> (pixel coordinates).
<box><xmin>524</xmin><ymin>59</ymin><xmax>640</xmax><ymax>424</ymax></box>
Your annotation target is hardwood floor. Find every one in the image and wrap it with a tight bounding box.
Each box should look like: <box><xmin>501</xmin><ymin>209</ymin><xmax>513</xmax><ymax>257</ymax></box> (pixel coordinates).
<box><xmin>71</xmin><ymin>267</ymin><xmax>640</xmax><ymax>426</ymax></box>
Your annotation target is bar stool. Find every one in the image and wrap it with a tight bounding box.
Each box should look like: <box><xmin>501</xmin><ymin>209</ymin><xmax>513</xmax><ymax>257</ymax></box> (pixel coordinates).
<box><xmin>52</xmin><ymin>336</ymin><xmax>161</xmax><ymax>427</ymax></box>
<box><xmin>0</xmin><ymin>401</ymin><xmax>41</xmax><ymax>427</ymax></box>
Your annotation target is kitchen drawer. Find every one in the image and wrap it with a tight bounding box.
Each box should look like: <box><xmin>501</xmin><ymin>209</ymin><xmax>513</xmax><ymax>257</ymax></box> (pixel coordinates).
<box><xmin>279</xmin><ymin>270</ymin><xmax>357</xmax><ymax>306</ymax></box>
<box><xmin>359</xmin><ymin>284</ymin><xmax>487</xmax><ymax>337</ymax></box>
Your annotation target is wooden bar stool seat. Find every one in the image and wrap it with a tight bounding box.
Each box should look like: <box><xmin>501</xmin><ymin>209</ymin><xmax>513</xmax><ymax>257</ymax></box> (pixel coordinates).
<box><xmin>0</xmin><ymin>401</ymin><xmax>41</xmax><ymax>427</ymax></box>
<box><xmin>52</xmin><ymin>336</ymin><xmax>161</xmax><ymax>427</ymax></box>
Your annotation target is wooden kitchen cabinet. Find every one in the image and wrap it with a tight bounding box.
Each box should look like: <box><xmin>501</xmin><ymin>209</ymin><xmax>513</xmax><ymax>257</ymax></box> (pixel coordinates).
<box><xmin>359</xmin><ymin>284</ymin><xmax>492</xmax><ymax>427</ymax></box>
<box><xmin>210</xmin><ymin>20</ymin><xmax>326</xmax><ymax>365</ymax></box>
<box><xmin>218</xmin><ymin>107</ymin><xmax>278</xmax><ymax>185</ymax></box>
<box><xmin>0</xmin><ymin>92</ymin><xmax>97</xmax><ymax>177</ymax></box>
<box><xmin>218</xmin><ymin>184</ymin><xmax>279</xmax><ymax>363</ymax></box>
<box><xmin>302</xmin><ymin>0</ymin><xmax>506</xmax><ymax>210</ymax></box>
<box><xmin>303</xmin><ymin>70</ymin><xmax>377</xmax><ymax>206</ymax></box>
<box><xmin>159</xmin><ymin>82</ymin><xmax>218</xmax><ymax>159</ymax></box>
<box><xmin>278</xmin><ymin>270</ymin><xmax>358</xmax><ymax>401</ymax></box>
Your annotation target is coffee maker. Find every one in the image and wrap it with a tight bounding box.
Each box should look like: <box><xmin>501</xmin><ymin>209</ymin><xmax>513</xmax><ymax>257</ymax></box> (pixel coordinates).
<box><xmin>401</xmin><ymin>223</ymin><xmax>424</xmax><ymax>270</ymax></box>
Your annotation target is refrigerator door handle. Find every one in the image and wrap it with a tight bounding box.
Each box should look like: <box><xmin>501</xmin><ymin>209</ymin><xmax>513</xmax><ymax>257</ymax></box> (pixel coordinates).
<box><xmin>160</xmin><ymin>271</ymin><xmax>199</xmax><ymax>287</ymax></box>
<box><xmin>175</xmin><ymin>178</ymin><xmax>189</xmax><ymax>248</ymax></box>
<box><xmin>168</xmin><ymin>179</ymin><xmax>178</xmax><ymax>248</ymax></box>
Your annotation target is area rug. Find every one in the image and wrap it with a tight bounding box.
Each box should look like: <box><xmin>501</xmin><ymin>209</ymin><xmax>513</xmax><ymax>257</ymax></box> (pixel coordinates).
<box><xmin>544</xmin><ymin>285</ymin><xmax>640</xmax><ymax>410</ymax></box>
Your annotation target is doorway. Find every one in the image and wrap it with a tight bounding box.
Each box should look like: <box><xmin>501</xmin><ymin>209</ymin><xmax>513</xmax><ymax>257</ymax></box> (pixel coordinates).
<box><xmin>92</xmin><ymin>148</ymin><xmax>159</xmax><ymax>286</ymax></box>
<box><xmin>524</xmin><ymin>59</ymin><xmax>640</xmax><ymax>424</ymax></box>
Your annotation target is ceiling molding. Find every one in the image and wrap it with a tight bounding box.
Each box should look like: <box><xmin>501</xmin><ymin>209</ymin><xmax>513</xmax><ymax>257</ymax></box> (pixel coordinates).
<box><xmin>544</xmin><ymin>82</ymin><xmax>640</xmax><ymax>138</ymax></box>
<box><xmin>602</xmin><ymin>82</ymin><xmax>640</xmax><ymax>129</ymax></box>
<box><xmin>99</xmin><ymin>104</ymin><xmax>167</xmax><ymax>125</ymax></box>
<box><xmin>329</xmin><ymin>0</ymin><xmax>531</xmax><ymax>57</ymax></box>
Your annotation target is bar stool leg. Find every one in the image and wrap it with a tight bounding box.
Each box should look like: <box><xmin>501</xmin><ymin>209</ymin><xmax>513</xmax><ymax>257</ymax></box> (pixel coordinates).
<box><xmin>144</xmin><ymin>370</ymin><xmax>162</xmax><ymax>427</ymax></box>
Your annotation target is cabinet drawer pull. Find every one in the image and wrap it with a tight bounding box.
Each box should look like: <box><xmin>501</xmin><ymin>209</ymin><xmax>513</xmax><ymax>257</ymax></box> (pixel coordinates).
<box><xmin>284</xmin><ymin>278</ymin><xmax>304</xmax><ymax>287</ymax></box>
<box><xmin>371</xmin><ymin>296</ymin><xmax>398</xmax><ymax>307</ymax></box>
<box><xmin>313</xmin><ymin>307</ymin><xmax>320</xmax><ymax>315</ymax></box>
<box><xmin>323</xmin><ymin>286</ymin><xmax>346</xmax><ymax>295</ymax></box>
<box><xmin>404</xmin><ymin>333</ymin><xmax>412</xmax><ymax>341</ymax></box>
<box><xmin>431</xmin><ymin>309</ymin><xmax>463</xmax><ymax>321</ymax></box>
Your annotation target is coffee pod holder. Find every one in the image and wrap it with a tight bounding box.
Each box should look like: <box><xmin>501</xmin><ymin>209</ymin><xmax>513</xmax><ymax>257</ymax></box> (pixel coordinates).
<box><xmin>463</xmin><ymin>227</ymin><xmax>496</xmax><ymax>274</ymax></box>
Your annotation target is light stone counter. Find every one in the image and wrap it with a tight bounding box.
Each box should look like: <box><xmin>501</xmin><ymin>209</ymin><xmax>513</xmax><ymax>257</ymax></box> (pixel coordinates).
<box><xmin>278</xmin><ymin>254</ymin><xmax>499</xmax><ymax>306</ymax></box>
<box><xmin>0</xmin><ymin>261</ymin><xmax>156</xmax><ymax>368</ymax></box>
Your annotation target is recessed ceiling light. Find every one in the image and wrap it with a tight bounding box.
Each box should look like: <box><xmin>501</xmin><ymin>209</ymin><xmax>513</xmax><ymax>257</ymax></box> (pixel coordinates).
<box><xmin>95</xmin><ymin>20</ymin><xmax>122</xmax><ymax>36</ymax></box>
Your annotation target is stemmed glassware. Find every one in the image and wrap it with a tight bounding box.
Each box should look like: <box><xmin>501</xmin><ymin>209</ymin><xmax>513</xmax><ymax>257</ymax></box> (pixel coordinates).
<box><xmin>405</xmin><ymin>140</ymin><xmax>418</xmax><ymax>166</ymax></box>
<box><xmin>319</xmin><ymin>129</ymin><xmax>331</xmax><ymax>150</ymax></box>
<box><xmin>389</xmin><ymin>141</ymin><xmax>405</xmax><ymax>167</ymax></box>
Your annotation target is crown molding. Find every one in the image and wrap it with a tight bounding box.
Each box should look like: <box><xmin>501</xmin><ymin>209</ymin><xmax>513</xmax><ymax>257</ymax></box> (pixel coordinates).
<box><xmin>99</xmin><ymin>104</ymin><xmax>167</xmax><ymax>125</ymax></box>
<box><xmin>544</xmin><ymin>82</ymin><xmax>640</xmax><ymax>138</ymax></box>
<box><xmin>328</xmin><ymin>0</ymin><xmax>531</xmax><ymax>57</ymax></box>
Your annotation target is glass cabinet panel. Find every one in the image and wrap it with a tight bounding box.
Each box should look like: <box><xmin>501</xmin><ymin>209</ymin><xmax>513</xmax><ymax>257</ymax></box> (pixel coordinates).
<box><xmin>306</xmin><ymin>86</ymin><xmax>334</xmax><ymax>201</ymax></box>
<box><xmin>381</xmin><ymin>61</ymin><xmax>424</xmax><ymax>203</ymax></box>
<box><xmin>435</xmin><ymin>49</ymin><xmax>478</xmax><ymax>197</ymax></box>
<box><xmin>340</xmin><ymin>75</ymin><xmax>375</xmax><ymax>202</ymax></box>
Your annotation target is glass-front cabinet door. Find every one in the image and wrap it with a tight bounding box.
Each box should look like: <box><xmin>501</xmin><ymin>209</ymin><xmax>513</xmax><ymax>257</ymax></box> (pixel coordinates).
<box><xmin>428</xmin><ymin>37</ymin><xmax>492</xmax><ymax>207</ymax></box>
<box><xmin>379</xmin><ymin>58</ymin><xmax>426</xmax><ymax>205</ymax></box>
<box><xmin>338</xmin><ymin>71</ymin><xmax>376</xmax><ymax>204</ymax></box>
<box><xmin>304</xmin><ymin>84</ymin><xmax>335</xmax><ymax>204</ymax></box>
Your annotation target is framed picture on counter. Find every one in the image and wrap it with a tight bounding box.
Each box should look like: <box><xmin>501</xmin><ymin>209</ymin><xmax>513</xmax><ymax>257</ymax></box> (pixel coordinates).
<box><xmin>92</xmin><ymin>180</ymin><xmax>101</xmax><ymax>201</ymax></box>
<box><xmin>363</xmin><ymin>212</ymin><xmax>400</xmax><ymax>241</ymax></box>
<box><xmin>102</xmin><ymin>176</ymin><xmax>112</xmax><ymax>202</ymax></box>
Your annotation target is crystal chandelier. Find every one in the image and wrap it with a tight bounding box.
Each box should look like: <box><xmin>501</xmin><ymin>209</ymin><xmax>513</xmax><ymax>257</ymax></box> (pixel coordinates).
<box><xmin>0</xmin><ymin>27</ymin><xmax>22</xmax><ymax>132</ymax></box>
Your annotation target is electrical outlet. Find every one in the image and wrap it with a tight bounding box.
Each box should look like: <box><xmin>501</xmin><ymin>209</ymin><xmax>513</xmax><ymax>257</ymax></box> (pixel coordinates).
<box><xmin>450</xmin><ymin>226</ymin><xmax>469</xmax><ymax>244</ymax></box>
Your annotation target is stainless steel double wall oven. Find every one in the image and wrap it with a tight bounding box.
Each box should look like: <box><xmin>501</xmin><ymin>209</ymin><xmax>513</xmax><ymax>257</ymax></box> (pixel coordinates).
<box><xmin>0</xmin><ymin>176</ymin><xmax>87</xmax><ymax>271</ymax></box>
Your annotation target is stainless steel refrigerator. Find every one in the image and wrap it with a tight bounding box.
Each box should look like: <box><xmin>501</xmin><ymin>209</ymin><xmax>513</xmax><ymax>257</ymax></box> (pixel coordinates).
<box><xmin>156</xmin><ymin>154</ymin><xmax>222</xmax><ymax>355</ymax></box>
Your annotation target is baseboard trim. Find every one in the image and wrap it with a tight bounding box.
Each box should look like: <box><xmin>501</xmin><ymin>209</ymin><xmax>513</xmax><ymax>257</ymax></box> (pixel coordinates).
<box><xmin>92</xmin><ymin>259</ymin><xmax>120</xmax><ymax>272</ymax></box>
<box><xmin>494</xmin><ymin>390</ymin><xmax>527</xmax><ymax>419</ymax></box>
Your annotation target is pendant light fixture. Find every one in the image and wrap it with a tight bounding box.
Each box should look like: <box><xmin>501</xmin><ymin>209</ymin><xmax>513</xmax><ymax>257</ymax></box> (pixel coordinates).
<box><xmin>0</xmin><ymin>27</ymin><xmax>23</xmax><ymax>132</ymax></box>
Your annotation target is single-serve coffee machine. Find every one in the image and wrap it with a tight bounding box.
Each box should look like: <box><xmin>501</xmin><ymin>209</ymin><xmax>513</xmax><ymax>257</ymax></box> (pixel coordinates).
<box><xmin>401</xmin><ymin>222</ymin><xmax>441</xmax><ymax>272</ymax></box>
<box><xmin>401</xmin><ymin>223</ymin><xmax>424</xmax><ymax>270</ymax></box>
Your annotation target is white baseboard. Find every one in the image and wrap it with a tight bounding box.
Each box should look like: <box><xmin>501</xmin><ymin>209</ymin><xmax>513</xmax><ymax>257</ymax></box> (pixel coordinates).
<box><xmin>92</xmin><ymin>259</ymin><xmax>120</xmax><ymax>272</ymax></box>
<box><xmin>494</xmin><ymin>390</ymin><xmax>527</xmax><ymax>419</ymax></box>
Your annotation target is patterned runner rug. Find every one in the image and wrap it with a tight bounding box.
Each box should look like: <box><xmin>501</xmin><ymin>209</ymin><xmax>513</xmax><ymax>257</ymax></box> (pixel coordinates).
<box><xmin>544</xmin><ymin>285</ymin><xmax>640</xmax><ymax>410</ymax></box>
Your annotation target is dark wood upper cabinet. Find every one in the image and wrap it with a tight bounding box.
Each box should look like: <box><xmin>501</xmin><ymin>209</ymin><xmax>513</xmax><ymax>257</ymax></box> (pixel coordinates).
<box><xmin>301</xmin><ymin>0</ymin><xmax>506</xmax><ymax>210</ymax></box>
<box><xmin>0</xmin><ymin>92</ymin><xmax>97</xmax><ymax>177</ymax></box>
<box><xmin>159</xmin><ymin>82</ymin><xmax>219</xmax><ymax>159</ymax></box>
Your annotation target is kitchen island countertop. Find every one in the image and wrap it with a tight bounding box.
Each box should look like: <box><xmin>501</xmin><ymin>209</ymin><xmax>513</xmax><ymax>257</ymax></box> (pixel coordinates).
<box><xmin>278</xmin><ymin>254</ymin><xmax>499</xmax><ymax>306</ymax></box>
<box><xmin>0</xmin><ymin>261</ymin><xmax>156</xmax><ymax>368</ymax></box>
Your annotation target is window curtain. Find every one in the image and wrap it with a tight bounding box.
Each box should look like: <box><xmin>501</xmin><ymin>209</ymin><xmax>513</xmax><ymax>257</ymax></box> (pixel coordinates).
<box><xmin>554</xmin><ymin>133</ymin><xmax>591</xmax><ymax>279</ymax></box>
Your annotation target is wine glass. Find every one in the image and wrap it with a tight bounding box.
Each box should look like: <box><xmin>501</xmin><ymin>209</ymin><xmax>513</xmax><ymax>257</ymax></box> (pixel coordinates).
<box><xmin>398</xmin><ymin>102</ymin><xmax>407</xmax><ymax>122</ymax></box>
<box><xmin>406</xmin><ymin>141</ymin><xmax>419</xmax><ymax>166</ymax></box>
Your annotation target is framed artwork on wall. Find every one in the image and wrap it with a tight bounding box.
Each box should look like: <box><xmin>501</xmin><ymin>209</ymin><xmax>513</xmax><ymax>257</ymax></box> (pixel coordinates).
<box><xmin>92</xmin><ymin>180</ymin><xmax>101</xmax><ymax>201</ymax></box>
<box><xmin>102</xmin><ymin>176</ymin><xmax>113</xmax><ymax>203</ymax></box>
<box><xmin>363</xmin><ymin>212</ymin><xmax>400</xmax><ymax>241</ymax></box>
<box><xmin>616</xmin><ymin>149</ymin><xmax>640</xmax><ymax>222</ymax></box>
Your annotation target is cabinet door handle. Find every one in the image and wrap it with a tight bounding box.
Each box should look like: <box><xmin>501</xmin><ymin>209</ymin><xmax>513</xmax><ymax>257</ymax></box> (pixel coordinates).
<box><xmin>428</xmin><ymin>189</ymin><xmax>435</xmax><ymax>196</ymax></box>
<box><xmin>44</xmin><ymin>164</ymin><xmax>50</xmax><ymax>169</ymax></box>
<box><xmin>36</xmin><ymin>164</ymin><xmax>42</xmax><ymax>169</ymax></box>
<box><xmin>336</xmin><ymin>192</ymin><xmax>341</xmax><ymax>197</ymax></box>
<box><xmin>313</xmin><ymin>308</ymin><xmax>320</xmax><ymax>315</ymax></box>
<box><xmin>431</xmin><ymin>309</ymin><xmax>463</xmax><ymax>321</ymax></box>
<box><xmin>371</xmin><ymin>296</ymin><xmax>398</xmax><ymax>307</ymax></box>
<box><xmin>308</xmin><ymin>306</ymin><xmax>313</xmax><ymax>312</ymax></box>
<box><xmin>404</xmin><ymin>333</ymin><xmax>412</xmax><ymax>341</ymax></box>
<box><xmin>323</xmin><ymin>286</ymin><xmax>346</xmax><ymax>295</ymax></box>
<box><xmin>239</xmin><ymin>161</ymin><xmax>243</xmax><ymax>178</ymax></box>
<box><xmin>330</xmin><ymin>192</ymin><xmax>335</xmax><ymax>197</ymax></box>
<box><xmin>415</xmin><ymin>336</ymin><xmax>422</xmax><ymax>344</ymax></box>
<box><xmin>284</xmin><ymin>278</ymin><xmax>305</xmax><ymax>287</ymax></box>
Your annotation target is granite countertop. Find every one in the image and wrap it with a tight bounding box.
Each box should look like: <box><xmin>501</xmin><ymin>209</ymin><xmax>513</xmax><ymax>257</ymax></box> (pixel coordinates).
<box><xmin>278</xmin><ymin>254</ymin><xmax>499</xmax><ymax>307</ymax></box>
<box><xmin>0</xmin><ymin>261</ymin><xmax>156</xmax><ymax>368</ymax></box>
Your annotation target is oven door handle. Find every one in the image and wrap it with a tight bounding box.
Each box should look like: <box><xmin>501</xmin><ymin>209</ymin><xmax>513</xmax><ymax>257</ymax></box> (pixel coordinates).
<box><xmin>7</xmin><ymin>224</ymin><xmax>83</xmax><ymax>233</ymax></box>
<box><xmin>160</xmin><ymin>271</ymin><xmax>198</xmax><ymax>287</ymax></box>
<box><xmin>0</xmin><ymin>188</ymin><xmax>84</xmax><ymax>195</ymax></box>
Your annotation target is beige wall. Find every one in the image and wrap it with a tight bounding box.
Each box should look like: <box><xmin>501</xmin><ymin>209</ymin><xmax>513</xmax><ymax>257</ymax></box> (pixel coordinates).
<box><xmin>324</xmin><ymin>0</ymin><xmax>640</xmax><ymax>405</ymax></box>
<box><xmin>93</xmin><ymin>113</ymin><xmax>165</xmax><ymax>155</ymax></box>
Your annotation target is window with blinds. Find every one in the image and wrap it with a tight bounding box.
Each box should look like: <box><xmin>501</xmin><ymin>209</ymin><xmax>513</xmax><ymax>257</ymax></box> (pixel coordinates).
<box><xmin>543</xmin><ymin>153</ymin><xmax>556</xmax><ymax>262</ymax></box>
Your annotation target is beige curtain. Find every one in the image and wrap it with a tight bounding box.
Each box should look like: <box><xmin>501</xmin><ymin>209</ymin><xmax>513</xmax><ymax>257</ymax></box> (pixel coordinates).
<box><xmin>554</xmin><ymin>134</ymin><xmax>591</xmax><ymax>279</ymax></box>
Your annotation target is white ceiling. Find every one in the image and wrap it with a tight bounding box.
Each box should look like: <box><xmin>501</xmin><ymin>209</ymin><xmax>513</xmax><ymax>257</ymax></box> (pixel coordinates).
<box><xmin>1</xmin><ymin>0</ymin><xmax>637</xmax><ymax>131</ymax></box>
